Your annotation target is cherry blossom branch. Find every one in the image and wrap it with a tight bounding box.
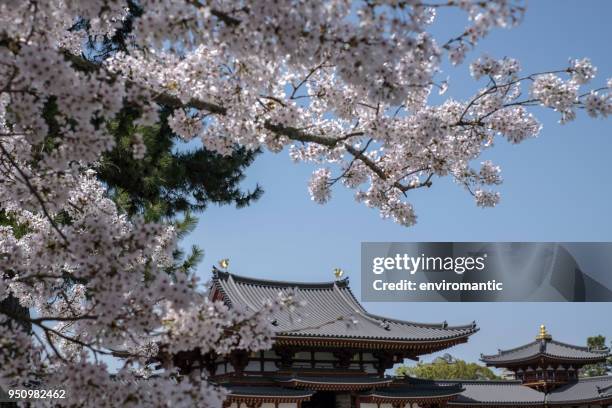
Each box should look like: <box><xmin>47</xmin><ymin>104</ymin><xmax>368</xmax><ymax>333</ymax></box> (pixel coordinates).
<box><xmin>457</xmin><ymin>69</ymin><xmax>570</xmax><ymax>124</ymax></box>
<box><xmin>264</xmin><ymin>122</ymin><xmax>424</xmax><ymax>191</ymax></box>
<box><xmin>290</xmin><ymin>62</ymin><xmax>330</xmax><ymax>99</ymax></box>
<box><xmin>58</xmin><ymin>49</ymin><xmax>612</xmax><ymax>216</ymax></box>
<box><xmin>60</xmin><ymin>53</ymin><xmax>579</xmax><ymax>201</ymax></box>
<box><xmin>0</xmin><ymin>307</ymin><xmax>130</xmax><ymax>360</ymax></box>
<box><xmin>0</xmin><ymin>143</ymin><xmax>69</xmax><ymax>244</ymax></box>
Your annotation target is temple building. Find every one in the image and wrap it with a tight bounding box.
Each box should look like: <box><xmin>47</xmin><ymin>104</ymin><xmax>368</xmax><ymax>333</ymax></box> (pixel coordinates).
<box><xmin>481</xmin><ymin>325</ymin><xmax>610</xmax><ymax>392</ymax></box>
<box><xmin>198</xmin><ymin>270</ymin><xmax>612</xmax><ymax>408</ymax></box>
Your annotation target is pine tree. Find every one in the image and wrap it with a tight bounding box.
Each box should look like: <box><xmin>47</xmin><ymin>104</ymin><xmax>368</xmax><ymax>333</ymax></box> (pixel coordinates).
<box><xmin>581</xmin><ymin>335</ymin><xmax>612</xmax><ymax>377</ymax></box>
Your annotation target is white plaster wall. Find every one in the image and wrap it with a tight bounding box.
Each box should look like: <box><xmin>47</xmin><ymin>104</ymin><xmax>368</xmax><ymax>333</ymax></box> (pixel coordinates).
<box><xmin>263</xmin><ymin>361</ymin><xmax>277</xmax><ymax>371</ymax></box>
<box><xmin>245</xmin><ymin>361</ymin><xmax>260</xmax><ymax>371</ymax></box>
<box><xmin>295</xmin><ymin>351</ymin><xmax>310</xmax><ymax>359</ymax></box>
<box><xmin>336</xmin><ymin>393</ymin><xmax>351</xmax><ymax>408</ymax></box>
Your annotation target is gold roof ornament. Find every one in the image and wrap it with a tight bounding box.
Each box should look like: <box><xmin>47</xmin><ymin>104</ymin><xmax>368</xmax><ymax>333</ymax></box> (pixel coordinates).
<box><xmin>333</xmin><ymin>268</ymin><xmax>344</xmax><ymax>280</ymax></box>
<box><xmin>218</xmin><ymin>258</ymin><xmax>230</xmax><ymax>270</ymax></box>
<box><xmin>536</xmin><ymin>324</ymin><xmax>552</xmax><ymax>341</ymax></box>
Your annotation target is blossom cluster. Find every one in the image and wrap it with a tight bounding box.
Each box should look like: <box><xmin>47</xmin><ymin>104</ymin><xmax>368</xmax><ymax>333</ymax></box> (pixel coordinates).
<box><xmin>101</xmin><ymin>1</ymin><xmax>608</xmax><ymax>220</ymax></box>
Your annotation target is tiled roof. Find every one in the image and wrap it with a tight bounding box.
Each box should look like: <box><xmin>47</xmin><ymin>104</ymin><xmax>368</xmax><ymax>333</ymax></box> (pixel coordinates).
<box><xmin>274</xmin><ymin>375</ymin><xmax>394</xmax><ymax>391</ymax></box>
<box><xmin>442</xmin><ymin>380</ymin><xmax>545</xmax><ymax>405</ymax></box>
<box><xmin>547</xmin><ymin>375</ymin><xmax>612</xmax><ymax>404</ymax></box>
<box><xmin>439</xmin><ymin>377</ymin><xmax>612</xmax><ymax>406</ymax></box>
<box><xmin>363</xmin><ymin>385</ymin><xmax>463</xmax><ymax>399</ymax></box>
<box><xmin>222</xmin><ymin>375</ymin><xmax>612</xmax><ymax>405</ymax></box>
<box><xmin>481</xmin><ymin>339</ymin><xmax>609</xmax><ymax>365</ymax></box>
<box><xmin>211</xmin><ymin>270</ymin><xmax>478</xmax><ymax>342</ymax></box>
<box><xmin>275</xmin><ymin>376</ymin><xmax>393</xmax><ymax>386</ymax></box>
<box><xmin>224</xmin><ymin>386</ymin><xmax>313</xmax><ymax>398</ymax></box>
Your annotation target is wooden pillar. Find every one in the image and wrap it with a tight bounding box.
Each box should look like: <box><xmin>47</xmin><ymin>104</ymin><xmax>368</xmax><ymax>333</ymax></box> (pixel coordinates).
<box><xmin>201</xmin><ymin>351</ymin><xmax>217</xmax><ymax>376</ymax></box>
<box><xmin>333</xmin><ymin>349</ymin><xmax>355</xmax><ymax>369</ymax></box>
<box><xmin>275</xmin><ymin>346</ymin><xmax>295</xmax><ymax>369</ymax></box>
<box><xmin>229</xmin><ymin>349</ymin><xmax>250</xmax><ymax>374</ymax></box>
<box><xmin>373</xmin><ymin>351</ymin><xmax>396</xmax><ymax>377</ymax></box>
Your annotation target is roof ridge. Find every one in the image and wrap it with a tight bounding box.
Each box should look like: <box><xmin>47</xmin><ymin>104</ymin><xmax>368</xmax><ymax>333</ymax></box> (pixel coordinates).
<box><xmin>482</xmin><ymin>340</ymin><xmax>538</xmax><ymax>358</ymax></box>
<box><xmin>364</xmin><ymin>311</ymin><xmax>478</xmax><ymax>331</ymax></box>
<box><xmin>211</xmin><ymin>268</ymin><xmax>232</xmax><ymax>306</ymax></box>
<box><xmin>213</xmin><ymin>269</ymin><xmax>348</xmax><ymax>289</ymax></box>
<box><xmin>436</xmin><ymin>379</ymin><xmax>525</xmax><ymax>385</ymax></box>
<box><xmin>482</xmin><ymin>339</ymin><xmax>611</xmax><ymax>361</ymax></box>
<box><xmin>551</xmin><ymin>339</ymin><xmax>611</xmax><ymax>354</ymax></box>
<box><xmin>573</xmin><ymin>375</ymin><xmax>612</xmax><ymax>382</ymax></box>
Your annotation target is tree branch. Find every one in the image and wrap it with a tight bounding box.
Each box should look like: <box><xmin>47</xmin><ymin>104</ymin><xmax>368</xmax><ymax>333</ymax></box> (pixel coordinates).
<box><xmin>62</xmin><ymin>51</ymin><xmax>432</xmax><ymax>193</ymax></box>
<box><xmin>0</xmin><ymin>143</ymin><xmax>69</xmax><ymax>244</ymax></box>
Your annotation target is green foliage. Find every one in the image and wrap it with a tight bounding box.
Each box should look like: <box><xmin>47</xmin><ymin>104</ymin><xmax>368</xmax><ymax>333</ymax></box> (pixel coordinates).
<box><xmin>99</xmin><ymin>108</ymin><xmax>262</xmax><ymax>222</ymax></box>
<box><xmin>168</xmin><ymin>212</ymin><xmax>206</xmax><ymax>275</ymax></box>
<box><xmin>96</xmin><ymin>108</ymin><xmax>263</xmax><ymax>277</ymax></box>
<box><xmin>0</xmin><ymin>210</ymin><xmax>29</xmax><ymax>239</ymax></box>
<box><xmin>581</xmin><ymin>335</ymin><xmax>611</xmax><ymax>377</ymax></box>
<box><xmin>395</xmin><ymin>354</ymin><xmax>500</xmax><ymax>381</ymax></box>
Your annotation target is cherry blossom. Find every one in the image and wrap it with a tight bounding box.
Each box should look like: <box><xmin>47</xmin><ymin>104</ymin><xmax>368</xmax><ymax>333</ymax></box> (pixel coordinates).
<box><xmin>309</xmin><ymin>168</ymin><xmax>333</xmax><ymax>204</ymax></box>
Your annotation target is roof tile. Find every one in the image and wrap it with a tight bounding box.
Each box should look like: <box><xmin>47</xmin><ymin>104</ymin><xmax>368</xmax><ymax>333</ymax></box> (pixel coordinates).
<box><xmin>212</xmin><ymin>270</ymin><xmax>478</xmax><ymax>342</ymax></box>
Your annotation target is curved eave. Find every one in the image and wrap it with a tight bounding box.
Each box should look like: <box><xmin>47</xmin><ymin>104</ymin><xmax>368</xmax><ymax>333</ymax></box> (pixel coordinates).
<box><xmin>223</xmin><ymin>395</ymin><xmax>312</xmax><ymax>406</ymax></box>
<box><xmin>212</xmin><ymin>269</ymin><xmax>347</xmax><ymax>291</ymax></box>
<box><xmin>275</xmin><ymin>378</ymin><xmax>393</xmax><ymax>391</ymax></box>
<box><xmin>546</xmin><ymin>376</ymin><xmax>612</xmax><ymax>405</ymax></box>
<box><xmin>449</xmin><ymin>402</ymin><xmax>543</xmax><ymax>407</ymax></box>
<box><xmin>481</xmin><ymin>352</ymin><xmax>609</xmax><ymax>366</ymax></box>
<box><xmin>273</xmin><ymin>332</ymin><xmax>474</xmax><ymax>352</ymax></box>
<box><xmin>224</xmin><ymin>388</ymin><xmax>313</xmax><ymax>404</ymax></box>
<box><xmin>481</xmin><ymin>339</ymin><xmax>610</xmax><ymax>366</ymax></box>
<box><xmin>226</xmin><ymin>392</ymin><xmax>312</xmax><ymax>399</ymax></box>
<box><xmin>276</xmin><ymin>325</ymin><xmax>479</xmax><ymax>343</ymax></box>
<box><xmin>547</xmin><ymin>396</ymin><xmax>612</xmax><ymax>406</ymax></box>
<box><xmin>360</xmin><ymin>391</ymin><xmax>463</xmax><ymax>404</ymax></box>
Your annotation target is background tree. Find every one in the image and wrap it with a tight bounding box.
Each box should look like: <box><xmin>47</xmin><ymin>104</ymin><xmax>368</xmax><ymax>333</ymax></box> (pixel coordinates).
<box><xmin>396</xmin><ymin>354</ymin><xmax>500</xmax><ymax>381</ymax></box>
<box><xmin>101</xmin><ymin>108</ymin><xmax>261</xmax><ymax>220</ymax></box>
<box><xmin>581</xmin><ymin>335</ymin><xmax>612</xmax><ymax>377</ymax></box>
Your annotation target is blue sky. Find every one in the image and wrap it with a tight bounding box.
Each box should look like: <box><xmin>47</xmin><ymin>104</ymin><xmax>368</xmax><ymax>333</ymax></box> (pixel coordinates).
<box><xmin>182</xmin><ymin>1</ymin><xmax>612</xmax><ymax>366</ymax></box>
